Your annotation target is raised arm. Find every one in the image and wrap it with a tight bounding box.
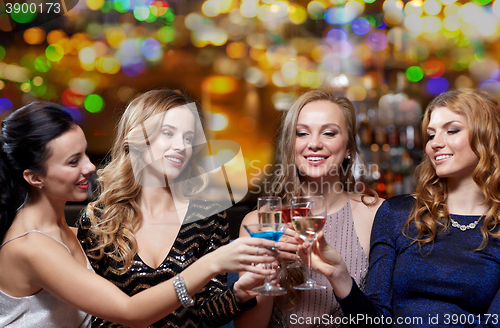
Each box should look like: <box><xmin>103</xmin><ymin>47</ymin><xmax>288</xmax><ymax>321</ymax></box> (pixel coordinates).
<box><xmin>234</xmin><ymin>210</ymin><xmax>300</xmax><ymax>328</ymax></box>
<box><xmin>19</xmin><ymin>232</ymin><xmax>278</xmax><ymax>328</ymax></box>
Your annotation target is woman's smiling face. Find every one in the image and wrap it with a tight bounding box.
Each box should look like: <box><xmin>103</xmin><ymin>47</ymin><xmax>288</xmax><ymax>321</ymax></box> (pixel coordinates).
<box><xmin>425</xmin><ymin>106</ymin><xmax>478</xmax><ymax>181</ymax></box>
<box><xmin>294</xmin><ymin>100</ymin><xmax>350</xmax><ymax>182</ymax></box>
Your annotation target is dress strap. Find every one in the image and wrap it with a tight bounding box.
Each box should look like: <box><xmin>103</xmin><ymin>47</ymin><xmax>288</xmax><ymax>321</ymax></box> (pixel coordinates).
<box><xmin>0</xmin><ymin>230</ymin><xmax>71</xmax><ymax>253</ymax></box>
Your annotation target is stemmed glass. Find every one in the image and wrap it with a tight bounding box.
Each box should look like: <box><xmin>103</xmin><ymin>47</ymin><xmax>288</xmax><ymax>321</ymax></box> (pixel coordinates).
<box><xmin>244</xmin><ymin>222</ymin><xmax>288</xmax><ymax>296</ymax></box>
<box><xmin>257</xmin><ymin>197</ymin><xmax>282</xmax><ymax>224</ymax></box>
<box><xmin>291</xmin><ymin>195</ymin><xmax>327</xmax><ymax>290</ymax></box>
<box><xmin>277</xmin><ymin>204</ymin><xmax>303</xmax><ymax>269</ymax></box>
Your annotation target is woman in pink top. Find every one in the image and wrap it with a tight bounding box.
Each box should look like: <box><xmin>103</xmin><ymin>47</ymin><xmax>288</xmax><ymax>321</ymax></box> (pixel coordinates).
<box><xmin>236</xmin><ymin>89</ymin><xmax>383</xmax><ymax>328</ymax></box>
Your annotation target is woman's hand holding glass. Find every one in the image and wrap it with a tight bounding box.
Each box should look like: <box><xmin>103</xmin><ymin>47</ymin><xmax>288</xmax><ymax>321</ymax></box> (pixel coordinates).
<box><xmin>208</xmin><ymin>237</ymin><xmax>279</xmax><ymax>276</ymax></box>
<box><xmin>291</xmin><ymin>195</ymin><xmax>327</xmax><ymax>290</ymax></box>
<box><xmin>297</xmin><ymin>231</ymin><xmax>353</xmax><ymax>298</ymax></box>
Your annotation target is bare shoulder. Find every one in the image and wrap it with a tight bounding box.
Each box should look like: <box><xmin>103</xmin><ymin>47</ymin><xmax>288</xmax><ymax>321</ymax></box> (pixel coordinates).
<box><xmin>69</xmin><ymin>227</ymin><xmax>78</xmax><ymax>237</ymax></box>
<box><xmin>0</xmin><ymin>231</ymin><xmax>70</xmax><ymax>280</ymax></box>
<box><xmin>349</xmin><ymin>193</ymin><xmax>385</xmax><ymax>223</ymax></box>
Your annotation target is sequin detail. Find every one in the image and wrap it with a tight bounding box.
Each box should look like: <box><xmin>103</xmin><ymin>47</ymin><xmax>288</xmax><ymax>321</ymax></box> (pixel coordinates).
<box><xmin>78</xmin><ymin>199</ymin><xmax>254</xmax><ymax>328</ymax></box>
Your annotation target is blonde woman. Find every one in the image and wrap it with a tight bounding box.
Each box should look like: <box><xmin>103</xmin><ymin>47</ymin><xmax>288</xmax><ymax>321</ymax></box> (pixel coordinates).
<box><xmin>236</xmin><ymin>89</ymin><xmax>383</xmax><ymax>328</ymax></box>
<box><xmin>78</xmin><ymin>89</ymin><xmax>271</xmax><ymax>328</ymax></box>
<box><xmin>305</xmin><ymin>89</ymin><xmax>500</xmax><ymax>326</ymax></box>
<box><xmin>0</xmin><ymin>101</ymin><xmax>277</xmax><ymax>328</ymax></box>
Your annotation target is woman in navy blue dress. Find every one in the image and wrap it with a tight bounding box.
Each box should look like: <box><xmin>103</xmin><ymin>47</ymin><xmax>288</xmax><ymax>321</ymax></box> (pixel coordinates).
<box><xmin>302</xmin><ymin>88</ymin><xmax>500</xmax><ymax>327</ymax></box>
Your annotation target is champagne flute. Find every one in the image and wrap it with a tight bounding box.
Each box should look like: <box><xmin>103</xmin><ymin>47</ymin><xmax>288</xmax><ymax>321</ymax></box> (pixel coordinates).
<box><xmin>291</xmin><ymin>195</ymin><xmax>327</xmax><ymax>290</ymax></box>
<box><xmin>244</xmin><ymin>222</ymin><xmax>288</xmax><ymax>296</ymax></box>
<box><xmin>258</xmin><ymin>197</ymin><xmax>282</xmax><ymax>224</ymax></box>
<box><xmin>278</xmin><ymin>204</ymin><xmax>304</xmax><ymax>269</ymax></box>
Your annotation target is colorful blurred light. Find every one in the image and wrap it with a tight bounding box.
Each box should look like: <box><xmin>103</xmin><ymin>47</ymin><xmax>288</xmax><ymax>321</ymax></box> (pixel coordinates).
<box><xmin>140</xmin><ymin>39</ymin><xmax>161</xmax><ymax>58</ymax></box>
<box><xmin>84</xmin><ymin>94</ymin><xmax>105</xmax><ymax>113</ymax></box>
<box><xmin>281</xmin><ymin>61</ymin><xmax>298</xmax><ymax>79</ymax></box>
<box><xmin>32</xmin><ymin>76</ymin><xmax>43</xmax><ymax>86</ymax></box>
<box><xmin>10</xmin><ymin>9</ymin><xmax>37</xmax><ymax>23</ymax></box>
<box><xmin>121</xmin><ymin>55</ymin><xmax>145</xmax><ymax>77</ymax></box>
<box><xmin>87</xmin><ymin>0</ymin><xmax>104</xmax><ymax>10</ymax></box>
<box><xmin>404</xmin><ymin>14</ymin><xmax>423</xmax><ymax>32</ymax></box>
<box><xmin>202</xmin><ymin>0</ymin><xmax>221</xmax><ymax>17</ymax></box>
<box><xmin>226</xmin><ymin>42</ymin><xmax>247</xmax><ymax>59</ymax></box>
<box><xmin>34</xmin><ymin>55</ymin><xmax>51</xmax><ymax>72</ymax></box>
<box><xmin>352</xmin><ymin>18</ymin><xmax>371</xmax><ymax>35</ymax></box>
<box><xmin>0</xmin><ymin>46</ymin><xmax>5</xmax><ymax>61</ymax></box>
<box><xmin>346</xmin><ymin>85</ymin><xmax>367</xmax><ymax>101</ymax></box>
<box><xmin>158</xmin><ymin>26</ymin><xmax>175</xmax><ymax>43</ymax></box>
<box><xmin>443</xmin><ymin>15</ymin><xmax>460</xmax><ymax>32</ymax></box>
<box><xmin>325</xmin><ymin>6</ymin><xmax>358</xmax><ymax>25</ymax></box>
<box><xmin>46</xmin><ymin>30</ymin><xmax>66</xmax><ymax>44</ymax></box>
<box><xmin>479</xmin><ymin>79</ymin><xmax>500</xmax><ymax>97</ymax></box>
<box><xmin>63</xmin><ymin>107</ymin><xmax>83</xmax><ymax>123</ymax></box>
<box><xmin>240</xmin><ymin>0</ymin><xmax>258</xmax><ymax>18</ymax></box>
<box><xmin>307</xmin><ymin>1</ymin><xmax>326</xmax><ymax>20</ymax></box>
<box><xmin>289</xmin><ymin>5</ymin><xmax>307</xmax><ymax>24</ymax></box>
<box><xmin>79</xmin><ymin>47</ymin><xmax>96</xmax><ymax>65</ymax></box>
<box><xmin>473</xmin><ymin>0</ymin><xmax>492</xmax><ymax>5</ymax></box>
<box><xmin>62</xmin><ymin>89</ymin><xmax>85</xmax><ymax>108</ymax></box>
<box><xmin>404</xmin><ymin>1</ymin><xmax>423</xmax><ymax>16</ymax></box>
<box><xmin>493</xmin><ymin>0</ymin><xmax>500</xmax><ymax>17</ymax></box>
<box><xmin>423</xmin><ymin>0</ymin><xmax>441</xmax><ymax>16</ymax></box>
<box><xmin>366</xmin><ymin>32</ymin><xmax>388</xmax><ymax>51</ymax></box>
<box><xmin>299</xmin><ymin>71</ymin><xmax>322</xmax><ymax>88</ymax></box>
<box><xmin>331</xmin><ymin>40</ymin><xmax>353</xmax><ymax>59</ymax></box>
<box><xmin>426</xmin><ymin>77</ymin><xmax>449</xmax><ymax>95</ymax></box>
<box><xmin>423</xmin><ymin>60</ymin><xmax>445</xmax><ymax>78</ymax></box>
<box><xmin>23</xmin><ymin>27</ymin><xmax>45</xmax><ymax>45</ymax></box>
<box><xmin>204</xmin><ymin>76</ymin><xmax>237</xmax><ymax>94</ymax></box>
<box><xmin>406</xmin><ymin>66</ymin><xmax>424</xmax><ymax>82</ymax></box>
<box><xmin>106</xmin><ymin>27</ymin><xmax>127</xmax><ymax>49</ymax></box>
<box><xmin>46</xmin><ymin>44</ymin><xmax>64</xmax><ymax>62</ymax></box>
<box><xmin>210</xmin><ymin>112</ymin><xmax>228</xmax><ymax>131</ymax></box>
<box><xmin>326</xmin><ymin>28</ymin><xmax>348</xmax><ymax>46</ymax></box>
<box><xmin>133</xmin><ymin>6</ymin><xmax>151</xmax><ymax>21</ymax></box>
<box><xmin>0</xmin><ymin>98</ymin><xmax>14</xmax><ymax>115</ymax></box>
<box><xmin>422</xmin><ymin>16</ymin><xmax>442</xmax><ymax>33</ymax></box>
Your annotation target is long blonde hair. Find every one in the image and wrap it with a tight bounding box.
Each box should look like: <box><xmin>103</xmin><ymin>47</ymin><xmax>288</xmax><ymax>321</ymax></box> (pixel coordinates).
<box><xmin>85</xmin><ymin>89</ymin><xmax>208</xmax><ymax>273</ymax></box>
<box><xmin>269</xmin><ymin>88</ymin><xmax>378</xmax><ymax>310</ymax></box>
<box><xmin>269</xmin><ymin>88</ymin><xmax>377</xmax><ymax>204</ymax></box>
<box><xmin>405</xmin><ymin>88</ymin><xmax>500</xmax><ymax>250</ymax></box>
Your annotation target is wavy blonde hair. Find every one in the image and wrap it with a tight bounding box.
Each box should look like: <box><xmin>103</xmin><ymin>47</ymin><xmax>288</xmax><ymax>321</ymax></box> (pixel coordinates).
<box><xmin>85</xmin><ymin>89</ymin><xmax>208</xmax><ymax>273</ymax></box>
<box><xmin>269</xmin><ymin>88</ymin><xmax>378</xmax><ymax>310</ymax></box>
<box><xmin>405</xmin><ymin>88</ymin><xmax>500</xmax><ymax>250</ymax></box>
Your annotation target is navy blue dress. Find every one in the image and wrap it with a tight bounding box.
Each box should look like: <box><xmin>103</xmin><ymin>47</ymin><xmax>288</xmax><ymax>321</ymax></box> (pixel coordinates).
<box><xmin>339</xmin><ymin>195</ymin><xmax>500</xmax><ymax>327</ymax></box>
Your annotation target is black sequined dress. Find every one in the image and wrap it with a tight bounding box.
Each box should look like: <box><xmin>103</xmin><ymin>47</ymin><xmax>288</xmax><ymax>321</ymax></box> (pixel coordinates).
<box><xmin>78</xmin><ymin>199</ymin><xmax>256</xmax><ymax>328</ymax></box>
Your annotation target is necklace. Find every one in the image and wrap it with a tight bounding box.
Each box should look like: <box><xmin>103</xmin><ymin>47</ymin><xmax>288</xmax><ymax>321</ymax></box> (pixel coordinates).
<box><xmin>450</xmin><ymin>217</ymin><xmax>481</xmax><ymax>231</ymax></box>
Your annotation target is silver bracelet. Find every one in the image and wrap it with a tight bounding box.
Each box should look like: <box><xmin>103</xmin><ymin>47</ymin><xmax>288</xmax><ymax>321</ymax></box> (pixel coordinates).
<box><xmin>173</xmin><ymin>275</ymin><xmax>195</xmax><ymax>307</ymax></box>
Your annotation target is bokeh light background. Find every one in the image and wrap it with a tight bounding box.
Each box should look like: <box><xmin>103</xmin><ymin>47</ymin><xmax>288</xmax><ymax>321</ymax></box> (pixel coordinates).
<box><xmin>1</xmin><ymin>0</ymin><xmax>500</xmax><ymax>198</ymax></box>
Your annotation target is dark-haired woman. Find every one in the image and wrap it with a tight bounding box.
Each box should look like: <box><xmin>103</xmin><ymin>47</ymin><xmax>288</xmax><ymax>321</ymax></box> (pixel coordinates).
<box><xmin>304</xmin><ymin>89</ymin><xmax>500</xmax><ymax>327</ymax></box>
<box><xmin>0</xmin><ymin>101</ymin><xmax>279</xmax><ymax>328</ymax></box>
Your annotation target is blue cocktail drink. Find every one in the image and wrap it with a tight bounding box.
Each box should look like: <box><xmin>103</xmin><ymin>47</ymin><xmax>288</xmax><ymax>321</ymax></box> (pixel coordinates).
<box><xmin>244</xmin><ymin>222</ymin><xmax>288</xmax><ymax>296</ymax></box>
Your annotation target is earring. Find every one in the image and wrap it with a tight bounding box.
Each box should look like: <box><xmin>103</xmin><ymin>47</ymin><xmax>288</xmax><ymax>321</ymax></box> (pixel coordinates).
<box><xmin>38</xmin><ymin>185</ymin><xmax>43</xmax><ymax>189</ymax></box>
<box><xmin>347</xmin><ymin>155</ymin><xmax>351</xmax><ymax>159</ymax></box>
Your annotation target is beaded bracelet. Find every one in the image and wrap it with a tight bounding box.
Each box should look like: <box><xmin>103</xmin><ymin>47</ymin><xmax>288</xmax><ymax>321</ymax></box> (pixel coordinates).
<box><xmin>173</xmin><ymin>275</ymin><xmax>195</xmax><ymax>307</ymax></box>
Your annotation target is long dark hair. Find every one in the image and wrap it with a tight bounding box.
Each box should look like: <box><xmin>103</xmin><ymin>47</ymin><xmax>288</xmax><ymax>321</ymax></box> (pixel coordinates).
<box><xmin>0</xmin><ymin>101</ymin><xmax>76</xmax><ymax>241</ymax></box>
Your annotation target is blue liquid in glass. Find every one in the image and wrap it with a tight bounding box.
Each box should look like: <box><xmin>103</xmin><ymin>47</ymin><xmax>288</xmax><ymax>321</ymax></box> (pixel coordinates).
<box><xmin>249</xmin><ymin>230</ymin><xmax>284</xmax><ymax>242</ymax></box>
